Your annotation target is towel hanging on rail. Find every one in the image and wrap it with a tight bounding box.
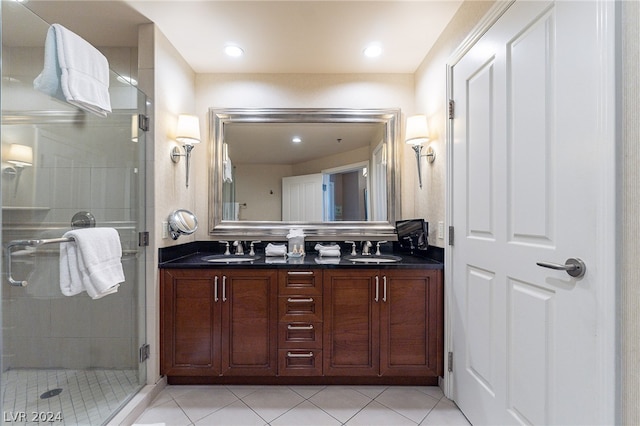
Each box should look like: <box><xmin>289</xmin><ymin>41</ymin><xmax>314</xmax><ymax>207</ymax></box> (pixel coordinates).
<box><xmin>33</xmin><ymin>23</ymin><xmax>112</xmax><ymax>117</ymax></box>
<box><xmin>59</xmin><ymin>227</ymin><xmax>124</xmax><ymax>299</ymax></box>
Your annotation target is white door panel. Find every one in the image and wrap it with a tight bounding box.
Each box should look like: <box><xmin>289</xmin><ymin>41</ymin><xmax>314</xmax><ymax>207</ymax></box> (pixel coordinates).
<box><xmin>282</xmin><ymin>173</ymin><xmax>323</xmax><ymax>221</ymax></box>
<box><xmin>451</xmin><ymin>1</ymin><xmax>615</xmax><ymax>425</ymax></box>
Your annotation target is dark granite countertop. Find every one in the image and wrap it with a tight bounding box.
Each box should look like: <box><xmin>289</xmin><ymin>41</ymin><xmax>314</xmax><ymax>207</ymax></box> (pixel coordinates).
<box><xmin>159</xmin><ymin>241</ymin><xmax>443</xmax><ymax>270</ymax></box>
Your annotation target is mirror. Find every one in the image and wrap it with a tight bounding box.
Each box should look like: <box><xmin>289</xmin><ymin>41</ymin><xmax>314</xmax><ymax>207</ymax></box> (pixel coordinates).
<box><xmin>209</xmin><ymin>108</ymin><xmax>400</xmax><ymax>239</ymax></box>
<box><xmin>168</xmin><ymin>209</ymin><xmax>198</xmax><ymax>240</ymax></box>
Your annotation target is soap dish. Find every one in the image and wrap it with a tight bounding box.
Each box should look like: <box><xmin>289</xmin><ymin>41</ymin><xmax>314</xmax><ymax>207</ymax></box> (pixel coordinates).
<box><xmin>287</xmin><ymin>252</ymin><xmax>304</xmax><ymax>258</ymax></box>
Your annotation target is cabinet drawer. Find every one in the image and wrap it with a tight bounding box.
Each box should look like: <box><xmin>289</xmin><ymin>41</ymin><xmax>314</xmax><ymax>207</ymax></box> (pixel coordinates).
<box><xmin>278</xmin><ymin>270</ymin><xmax>322</xmax><ymax>295</ymax></box>
<box><xmin>278</xmin><ymin>322</ymin><xmax>322</xmax><ymax>349</ymax></box>
<box><xmin>278</xmin><ymin>349</ymin><xmax>323</xmax><ymax>376</ymax></box>
<box><xmin>279</xmin><ymin>296</ymin><xmax>322</xmax><ymax>321</ymax></box>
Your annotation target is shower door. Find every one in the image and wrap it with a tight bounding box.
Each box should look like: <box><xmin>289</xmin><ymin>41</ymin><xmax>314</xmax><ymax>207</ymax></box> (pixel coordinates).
<box><xmin>1</xmin><ymin>1</ymin><xmax>148</xmax><ymax>424</ymax></box>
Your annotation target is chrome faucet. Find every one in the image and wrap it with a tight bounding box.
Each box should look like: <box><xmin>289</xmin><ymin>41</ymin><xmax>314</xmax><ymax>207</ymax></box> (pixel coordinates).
<box><xmin>233</xmin><ymin>240</ymin><xmax>244</xmax><ymax>255</ymax></box>
<box><xmin>375</xmin><ymin>241</ymin><xmax>388</xmax><ymax>256</ymax></box>
<box><xmin>218</xmin><ymin>241</ymin><xmax>231</xmax><ymax>255</ymax></box>
<box><xmin>249</xmin><ymin>241</ymin><xmax>261</xmax><ymax>256</ymax></box>
<box><xmin>345</xmin><ymin>241</ymin><xmax>357</xmax><ymax>256</ymax></box>
<box><xmin>361</xmin><ymin>241</ymin><xmax>372</xmax><ymax>255</ymax></box>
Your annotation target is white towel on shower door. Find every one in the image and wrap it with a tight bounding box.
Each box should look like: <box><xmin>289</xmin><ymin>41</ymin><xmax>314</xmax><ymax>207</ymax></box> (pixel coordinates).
<box><xmin>33</xmin><ymin>23</ymin><xmax>112</xmax><ymax>117</ymax></box>
<box><xmin>59</xmin><ymin>227</ymin><xmax>124</xmax><ymax>299</ymax></box>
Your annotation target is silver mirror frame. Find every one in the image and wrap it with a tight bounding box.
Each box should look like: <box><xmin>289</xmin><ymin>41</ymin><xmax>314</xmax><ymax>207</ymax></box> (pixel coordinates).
<box><xmin>208</xmin><ymin>108</ymin><xmax>401</xmax><ymax>240</ymax></box>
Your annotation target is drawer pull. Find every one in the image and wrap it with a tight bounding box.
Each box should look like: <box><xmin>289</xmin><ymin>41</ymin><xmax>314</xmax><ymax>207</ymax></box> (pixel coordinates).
<box><xmin>287</xmin><ymin>271</ymin><xmax>314</xmax><ymax>275</ymax></box>
<box><xmin>287</xmin><ymin>351</ymin><xmax>314</xmax><ymax>358</ymax></box>
<box><xmin>287</xmin><ymin>297</ymin><xmax>314</xmax><ymax>303</ymax></box>
<box><xmin>287</xmin><ymin>324</ymin><xmax>314</xmax><ymax>330</ymax></box>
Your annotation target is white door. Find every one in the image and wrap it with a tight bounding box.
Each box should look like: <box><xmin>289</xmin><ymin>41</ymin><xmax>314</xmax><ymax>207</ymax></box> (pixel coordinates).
<box><xmin>450</xmin><ymin>1</ymin><xmax>616</xmax><ymax>425</ymax></box>
<box><xmin>282</xmin><ymin>173</ymin><xmax>323</xmax><ymax>221</ymax></box>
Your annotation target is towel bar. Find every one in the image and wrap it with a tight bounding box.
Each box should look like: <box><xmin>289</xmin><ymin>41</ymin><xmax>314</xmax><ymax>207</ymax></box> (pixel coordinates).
<box><xmin>4</xmin><ymin>237</ymin><xmax>75</xmax><ymax>287</ymax></box>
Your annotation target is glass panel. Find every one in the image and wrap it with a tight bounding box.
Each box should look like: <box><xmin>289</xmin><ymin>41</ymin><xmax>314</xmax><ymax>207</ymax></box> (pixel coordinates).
<box><xmin>1</xmin><ymin>1</ymin><xmax>147</xmax><ymax>423</ymax></box>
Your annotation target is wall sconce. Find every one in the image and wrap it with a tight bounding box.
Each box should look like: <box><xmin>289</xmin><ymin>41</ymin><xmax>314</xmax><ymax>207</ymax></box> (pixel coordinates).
<box><xmin>170</xmin><ymin>114</ymin><xmax>201</xmax><ymax>188</ymax></box>
<box><xmin>405</xmin><ymin>114</ymin><xmax>435</xmax><ymax>189</ymax></box>
<box><xmin>3</xmin><ymin>144</ymin><xmax>33</xmax><ymax>196</ymax></box>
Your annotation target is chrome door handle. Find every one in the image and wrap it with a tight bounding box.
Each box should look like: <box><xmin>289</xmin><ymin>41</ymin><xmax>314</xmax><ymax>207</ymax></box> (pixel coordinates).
<box><xmin>375</xmin><ymin>276</ymin><xmax>379</xmax><ymax>302</ymax></box>
<box><xmin>222</xmin><ymin>276</ymin><xmax>227</xmax><ymax>301</ymax></box>
<box><xmin>287</xmin><ymin>324</ymin><xmax>314</xmax><ymax>330</ymax></box>
<box><xmin>536</xmin><ymin>258</ymin><xmax>586</xmax><ymax>278</ymax></box>
<box><xmin>214</xmin><ymin>276</ymin><xmax>219</xmax><ymax>302</ymax></box>
<box><xmin>286</xmin><ymin>351</ymin><xmax>314</xmax><ymax>358</ymax></box>
<box><xmin>287</xmin><ymin>297</ymin><xmax>314</xmax><ymax>303</ymax></box>
<box><xmin>383</xmin><ymin>276</ymin><xmax>387</xmax><ymax>302</ymax></box>
<box><xmin>287</xmin><ymin>271</ymin><xmax>313</xmax><ymax>275</ymax></box>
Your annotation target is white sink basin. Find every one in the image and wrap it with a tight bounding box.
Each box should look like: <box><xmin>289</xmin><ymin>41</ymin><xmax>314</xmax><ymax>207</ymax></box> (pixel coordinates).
<box><xmin>202</xmin><ymin>254</ymin><xmax>261</xmax><ymax>263</ymax></box>
<box><xmin>343</xmin><ymin>255</ymin><xmax>402</xmax><ymax>263</ymax></box>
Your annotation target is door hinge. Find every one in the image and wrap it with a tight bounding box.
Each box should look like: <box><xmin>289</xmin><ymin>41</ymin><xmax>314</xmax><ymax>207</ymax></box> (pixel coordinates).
<box><xmin>138</xmin><ymin>114</ymin><xmax>150</xmax><ymax>132</ymax></box>
<box><xmin>448</xmin><ymin>226</ymin><xmax>455</xmax><ymax>246</ymax></box>
<box><xmin>448</xmin><ymin>99</ymin><xmax>455</xmax><ymax>119</ymax></box>
<box><xmin>139</xmin><ymin>344</ymin><xmax>150</xmax><ymax>363</ymax></box>
<box><xmin>138</xmin><ymin>231</ymin><xmax>149</xmax><ymax>247</ymax></box>
<box><xmin>448</xmin><ymin>351</ymin><xmax>453</xmax><ymax>372</ymax></box>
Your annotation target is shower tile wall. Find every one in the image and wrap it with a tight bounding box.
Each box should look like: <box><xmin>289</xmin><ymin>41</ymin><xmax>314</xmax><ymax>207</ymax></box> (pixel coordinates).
<box><xmin>1</xmin><ymin>44</ymin><xmax>141</xmax><ymax>371</ymax></box>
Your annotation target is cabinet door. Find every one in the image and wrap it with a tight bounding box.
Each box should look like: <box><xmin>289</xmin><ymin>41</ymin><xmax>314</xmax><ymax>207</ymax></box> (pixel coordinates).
<box><xmin>160</xmin><ymin>269</ymin><xmax>221</xmax><ymax>376</ymax></box>
<box><xmin>380</xmin><ymin>269</ymin><xmax>443</xmax><ymax>376</ymax></box>
<box><xmin>221</xmin><ymin>269</ymin><xmax>278</xmax><ymax>376</ymax></box>
<box><xmin>323</xmin><ymin>269</ymin><xmax>380</xmax><ymax>376</ymax></box>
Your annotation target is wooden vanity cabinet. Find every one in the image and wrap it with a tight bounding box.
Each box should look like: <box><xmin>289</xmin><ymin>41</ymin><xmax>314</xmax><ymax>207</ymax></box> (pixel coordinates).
<box><xmin>323</xmin><ymin>268</ymin><xmax>443</xmax><ymax>377</ymax></box>
<box><xmin>160</xmin><ymin>268</ymin><xmax>278</xmax><ymax>378</ymax></box>
<box><xmin>161</xmin><ymin>265</ymin><xmax>443</xmax><ymax>382</ymax></box>
<box><xmin>277</xmin><ymin>270</ymin><xmax>323</xmax><ymax>376</ymax></box>
<box><xmin>160</xmin><ymin>269</ymin><xmax>220</xmax><ymax>376</ymax></box>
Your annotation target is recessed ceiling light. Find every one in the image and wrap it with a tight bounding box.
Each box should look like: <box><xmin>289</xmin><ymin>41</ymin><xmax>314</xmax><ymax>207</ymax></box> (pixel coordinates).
<box><xmin>292</xmin><ymin>137</ymin><xmax>302</xmax><ymax>143</ymax></box>
<box><xmin>363</xmin><ymin>44</ymin><xmax>382</xmax><ymax>58</ymax></box>
<box><xmin>225</xmin><ymin>45</ymin><xmax>244</xmax><ymax>57</ymax></box>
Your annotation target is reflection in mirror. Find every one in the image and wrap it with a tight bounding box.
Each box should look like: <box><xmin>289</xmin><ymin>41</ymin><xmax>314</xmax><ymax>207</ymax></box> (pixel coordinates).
<box><xmin>168</xmin><ymin>209</ymin><xmax>198</xmax><ymax>240</ymax></box>
<box><xmin>209</xmin><ymin>108</ymin><xmax>400</xmax><ymax>239</ymax></box>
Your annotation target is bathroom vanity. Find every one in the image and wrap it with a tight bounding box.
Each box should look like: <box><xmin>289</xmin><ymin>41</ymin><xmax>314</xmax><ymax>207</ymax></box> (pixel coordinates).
<box><xmin>159</xmin><ymin>244</ymin><xmax>443</xmax><ymax>385</ymax></box>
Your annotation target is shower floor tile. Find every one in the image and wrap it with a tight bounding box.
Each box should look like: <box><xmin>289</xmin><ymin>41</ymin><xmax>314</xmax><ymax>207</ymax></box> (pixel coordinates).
<box><xmin>2</xmin><ymin>369</ymin><xmax>138</xmax><ymax>425</ymax></box>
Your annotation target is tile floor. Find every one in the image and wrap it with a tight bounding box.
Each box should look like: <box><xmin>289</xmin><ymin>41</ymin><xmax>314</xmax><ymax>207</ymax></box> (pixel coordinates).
<box><xmin>1</xmin><ymin>368</ymin><xmax>139</xmax><ymax>425</ymax></box>
<box><xmin>133</xmin><ymin>385</ymin><xmax>470</xmax><ymax>426</ymax></box>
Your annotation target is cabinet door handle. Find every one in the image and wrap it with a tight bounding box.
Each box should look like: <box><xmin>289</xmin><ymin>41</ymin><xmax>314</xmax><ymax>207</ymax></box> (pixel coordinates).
<box><xmin>286</xmin><ymin>351</ymin><xmax>314</xmax><ymax>358</ymax></box>
<box><xmin>287</xmin><ymin>271</ymin><xmax>314</xmax><ymax>275</ymax></box>
<box><xmin>287</xmin><ymin>324</ymin><xmax>314</xmax><ymax>330</ymax></box>
<box><xmin>287</xmin><ymin>297</ymin><xmax>314</xmax><ymax>303</ymax></box>
<box><xmin>214</xmin><ymin>276</ymin><xmax>219</xmax><ymax>302</ymax></box>
<box><xmin>383</xmin><ymin>276</ymin><xmax>387</xmax><ymax>302</ymax></box>
<box><xmin>375</xmin><ymin>276</ymin><xmax>379</xmax><ymax>302</ymax></box>
<box><xmin>222</xmin><ymin>276</ymin><xmax>227</xmax><ymax>302</ymax></box>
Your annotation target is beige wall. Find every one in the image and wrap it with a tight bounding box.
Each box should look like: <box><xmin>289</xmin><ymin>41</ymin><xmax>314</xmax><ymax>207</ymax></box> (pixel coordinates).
<box><xmin>621</xmin><ymin>1</ymin><xmax>640</xmax><ymax>423</ymax></box>
<box><xmin>234</xmin><ymin>163</ymin><xmax>292</xmax><ymax>221</ymax></box>
<box><xmin>138</xmin><ymin>23</ymin><xmax>197</xmax><ymax>384</ymax></box>
<box><xmin>412</xmin><ymin>0</ymin><xmax>495</xmax><ymax>247</ymax></box>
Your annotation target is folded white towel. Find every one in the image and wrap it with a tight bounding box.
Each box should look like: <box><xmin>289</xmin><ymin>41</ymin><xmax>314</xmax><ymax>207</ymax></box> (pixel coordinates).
<box><xmin>34</xmin><ymin>24</ymin><xmax>112</xmax><ymax>117</ymax></box>
<box><xmin>59</xmin><ymin>227</ymin><xmax>124</xmax><ymax>299</ymax></box>
<box><xmin>265</xmin><ymin>243</ymin><xmax>287</xmax><ymax>257</ymax></box>
<box><xmin>314</xmin><ymin>244</ymin><xmax>341</xmax><ymax>257</ymax></box>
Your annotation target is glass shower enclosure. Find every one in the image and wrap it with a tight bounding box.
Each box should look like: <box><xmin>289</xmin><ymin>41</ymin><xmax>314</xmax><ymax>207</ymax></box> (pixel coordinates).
<box><xmin>1</xmin><ymin>1</ymin><xmax>147</xmax><ymax>423</ymax></box>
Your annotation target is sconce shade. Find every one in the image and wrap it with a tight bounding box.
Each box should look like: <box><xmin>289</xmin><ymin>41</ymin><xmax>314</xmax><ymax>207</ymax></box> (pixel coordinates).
<box><xmin>176</xmin><ymin>114</ymin><xmax>201</xmax><ymax>145</ymax></box>
<box><xmin>405</xmin><ymin>114</ymin><xmax>430</xmax><ymax>145</ymax></box>
<box><xmin>7</xmin><ymin>144</ymin><xmax>33</xmax><ymax>167</ymax></box>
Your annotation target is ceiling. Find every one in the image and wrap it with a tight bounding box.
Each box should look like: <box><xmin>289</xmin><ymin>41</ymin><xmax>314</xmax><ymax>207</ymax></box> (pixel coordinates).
<box><xmin>24</xmin><ymin>0</ymin><xmax>464</xmax><ymax>75</ymax></box>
